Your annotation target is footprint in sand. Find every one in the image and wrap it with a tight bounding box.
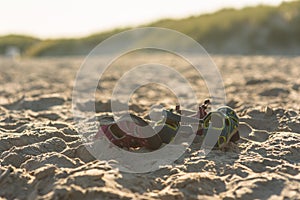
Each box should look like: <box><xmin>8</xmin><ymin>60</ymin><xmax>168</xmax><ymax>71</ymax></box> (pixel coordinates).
<box><xmin>34</xmin><ymin>112</ymin><xmax>61</xmax><ymax>120</ymax></box>
<box><xmin>239</xmin><ymin>122</ymin><xmax>269</xmax><ymax>143</ymax></box>
<box><xmin>259</xmin><ymin>88</ymin><xmax>290</xmax><ymax>97</ymax></box>
<box><xmin>241</xmin><ymin>107</ymin><xmax>280</xmax><ymax>132</ymax></box>
<box><xmin>245</xmin><ymin>78</ymin><xmax>270</xmax><ymax>85</ymax></box>
<box><xmin>2</xmin><ymin>95</ymin><xmax>65</xmax><ymax>111</ymax></box>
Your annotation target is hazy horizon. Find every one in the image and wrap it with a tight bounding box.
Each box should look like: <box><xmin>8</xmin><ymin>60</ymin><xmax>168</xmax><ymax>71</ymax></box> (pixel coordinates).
<box><xmin>0</xmin><ymin>0</ymin><xmax>287</xmax><ymax>39</ymax></box>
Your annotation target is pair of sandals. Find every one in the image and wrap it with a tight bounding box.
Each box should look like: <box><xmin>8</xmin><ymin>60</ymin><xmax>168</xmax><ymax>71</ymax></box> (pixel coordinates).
<box><xmin>94</xmin><ymin>100</ymin><xmax>240</xmax><ymax>150</ymax></box>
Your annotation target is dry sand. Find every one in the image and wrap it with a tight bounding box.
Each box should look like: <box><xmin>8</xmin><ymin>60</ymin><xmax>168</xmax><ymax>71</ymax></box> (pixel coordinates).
<box><xmin>0</xmin><ymin>54</ymin><xmax>299</xmax><ymax>199</ymax></box>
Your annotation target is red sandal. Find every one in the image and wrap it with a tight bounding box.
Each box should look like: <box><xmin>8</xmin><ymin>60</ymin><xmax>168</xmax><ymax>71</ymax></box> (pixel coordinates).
<box><xmin>95</xmin><ymin>114</ymin><xmax>162</xmax><ymax>150</ymax></box>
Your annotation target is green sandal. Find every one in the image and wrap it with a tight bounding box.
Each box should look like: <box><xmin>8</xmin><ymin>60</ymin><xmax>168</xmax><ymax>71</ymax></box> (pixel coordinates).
<box><xmin>202</xmin><ymin>106</ymin><xmax>239</xmax><ymax>148</ymax></box>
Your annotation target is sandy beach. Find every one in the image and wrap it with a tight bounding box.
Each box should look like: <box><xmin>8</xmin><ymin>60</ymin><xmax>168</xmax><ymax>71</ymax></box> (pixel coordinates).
<box><xmin>0</xmin><ymin>55</ymin><xmax>299</xmax><ymax>199</ymax></box>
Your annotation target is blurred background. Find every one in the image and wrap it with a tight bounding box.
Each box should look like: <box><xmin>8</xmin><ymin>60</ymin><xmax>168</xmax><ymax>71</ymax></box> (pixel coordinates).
<box><xmin>0</xmin><ymin>0</ymin><xmax>299</xmax><ymax>57</ymax></box>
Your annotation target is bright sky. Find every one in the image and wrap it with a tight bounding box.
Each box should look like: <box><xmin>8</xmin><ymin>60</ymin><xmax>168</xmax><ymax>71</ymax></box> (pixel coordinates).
<box><xmin>0</xmin><ymin>0</ymin><xmax>285</xmax><ymax>38</ymax></box>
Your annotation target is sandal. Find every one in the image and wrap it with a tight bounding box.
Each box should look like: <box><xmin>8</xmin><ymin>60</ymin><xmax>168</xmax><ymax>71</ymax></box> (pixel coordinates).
<box><xmin>202</xmin><ymin>106</ymin><xmax>240</xmax><ymax>148</ymax></box>
<box><xmin>158</xmin><ymin>103</ymin><xmax>240</xmax><ymax>148</ymax></box>
<box><xmin>154</xmin><ymin>100</ymin><xmax>210</xmax><ymax>143</ymax></box>
<box><xmin>95</xmin><ymin>114</ymin><xmax>162</xmax><ymax>150</ymax></box>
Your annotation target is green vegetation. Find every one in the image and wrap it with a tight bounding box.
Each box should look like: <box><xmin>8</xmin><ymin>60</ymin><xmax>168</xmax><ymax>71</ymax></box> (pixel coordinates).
<box><xmin>25</xmin><ymin>28</ymin><xmax>127</xmax><ymax>56</ymax></box>
<box><xmin>0</xmin><ymin>34</ymin><xmax>40</xmax><ymax>55</ymax></box>
<box><xmin>1</xmin><ymin>1</ymin><xmax>300</xmax><ymax>56</ymax></box>
<box><xmin>147</xmin><ymin>1</ymin><xmax>300</xmax><ymax>54</ymax></box>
